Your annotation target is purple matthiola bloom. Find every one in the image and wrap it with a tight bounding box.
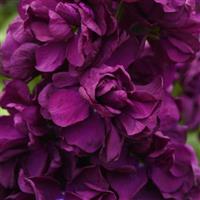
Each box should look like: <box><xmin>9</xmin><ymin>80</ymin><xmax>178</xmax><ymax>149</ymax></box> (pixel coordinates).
<box><xmin>108</xmin><ymin>130</ymin><xmax>199</xmax><ymax>199</ymax></box>
<box><xmin>0</xmin><ymin>0</ymin><xmax>200</xmax><ymax>199</ymax></box>
<box><xmin>37</xmin><ymin>77</ymin><xmax>105</xmax><ymax>155</ymax></box>
<box><xmin>17</xmin><ymin>0</ymin><xmax>117</xmax><ymax>73</ymax></box>
<box><xmin>150</xmin><ymin>143</ymin><xmax>199</xmax><ymax>199</ymax></box>
<box><xmin>1</xmin><ymin>0</ymin><xmax>140</xmax><ymax>79</ymax></box>
<box><xmin>80</xmin><ymin>64</ymin><xmax>163</xmax><ymax>136</ymax></box>
<box><xmin>79</xmin><ymin>64</ymin><xmax>163</xmax><ymax>161</ymax></box>
<box><xmin>0</xmin><ymin>17</ymin><xmax>38</xmax><ymax>80</ymax></box>
<box><xmin>121</xmin><ymin>0</ymin><xmax>200</xmax><ymax>63</ymax></box>
<box><xmin>128</xmin><ymin>44</ymin><xmax>176</xmax><ymax>88</ymax></box>
<box><xmin>0</xmin><ymin>82</ymin><xmax>65</xmax><ymax>200</ymax></box>
<box><xmin>0</xmin><ymin>80</ymin><xmax>51</xmax><ymax>138</ymax></box>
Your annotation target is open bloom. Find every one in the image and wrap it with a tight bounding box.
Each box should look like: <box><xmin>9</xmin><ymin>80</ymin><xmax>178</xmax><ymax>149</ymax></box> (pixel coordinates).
<box><xmin>17</xmin><ymin>0</ymin><xmax>117</xmax><ymax>73</ymax></box>
<box><xmin>0</xmin><ymin>18</ymin><xmax>38</xmax><ymax>80</ymax></box>
<box><xmin>121</xmin><ymin>0</ymin><xmax>200</xmax><ymax>63</ymax></box>
<box><xmin>80</xmin><ymin>64</ymin><xmax>163</xmax><ymax>136</ymax></box>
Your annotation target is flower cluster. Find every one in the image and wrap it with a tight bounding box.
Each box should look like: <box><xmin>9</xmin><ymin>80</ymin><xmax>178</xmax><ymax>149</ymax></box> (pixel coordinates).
<box><xmin>0</xmin><ymin>0</ymin><xmax>200</xmax><ymax>199</ymax></box>
<box><xmin>176</xmin><ymin>52</ymin><xmax>200</xmax><ymax>132</ymax></box>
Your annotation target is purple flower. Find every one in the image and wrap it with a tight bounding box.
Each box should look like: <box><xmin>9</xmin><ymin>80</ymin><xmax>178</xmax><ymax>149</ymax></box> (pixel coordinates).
<box><xmin>0</xmin><ymin>18</ymin><xmax>38</xmax><ymax>80</ymax></box>
<box><xmin>128</xmin><ymin>47</ymin><xmax>176</xmax><ymax>87</ymax></box>
<box><xmin>80</xmin><ymin>64</ymin><xmax>135</xmax><ymax>117</ymax></box>
<box><xmin>121</xmin><ymin>0</ymin><xmax>200</xmax><ymax>63</ymax></box>
<box><xmin>0</xmin><ymin>0</ymin><xmax>200</xmax><ymax>199</ymax></box>
<box><xmin>1</xmin><ymin>0</ymin><xmax>140</xmax><ymax>77</ymax></box>
<box><xmin>150</xmin><ymin>143</ymin><xmax>199</xmax><ymax>199</ymax></box>
<box><xmin>0</xmin><ymin>80</ymin><xmax>52</xmax><ymax>138</ymax></box>
<box><xmin>38</xmin><ymin>80</ymin><xmax>105</xmax><ymax>154</ymax></box>
<box><xmin>100</xmin><ymin>127</ymin><xmax>199</xmax><ymax>199</ymax></box>
<box><xmin>80</xmin><ymin>64</ymin><xmax>163</xmax><ymax>136</ymax></box>
<box><xmin>17</xmin><ymin>0</ymin><xmax>117</xmax><ymax>72</ymax></box>
<box><xmin>0</xmin><ymin>80</ymin><xmax>31</xmax><ymax>112</ymax></box>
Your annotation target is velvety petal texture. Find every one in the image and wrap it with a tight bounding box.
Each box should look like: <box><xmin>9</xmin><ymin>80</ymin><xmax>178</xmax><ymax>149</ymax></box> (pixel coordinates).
<box><xmin>47</xmin><ymin>88</ymin><xmax>90</xmax><ymax>127</ymax></box>
<box><xmin>0</xmin><ymin>0</ymin><xmax>200</xmax><ymax>199</ymax></box>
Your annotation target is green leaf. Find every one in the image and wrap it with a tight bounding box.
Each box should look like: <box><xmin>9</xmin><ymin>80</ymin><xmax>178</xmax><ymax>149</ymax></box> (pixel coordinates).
<box><xmin>28</xmin><ymin>75</ymin><xmax>42</xmax><ymax>93</ymax></box>
<box><xmin>0</xmin><ymin>107</ymin><xmax>9</xmax><ymax>116</ymax></box>
<box><xmin>187</xmin><ymin>130</ymin><xmax>200</xmax><ymax>161</ymax></box>
<box><xmin>172</xmin><ymin>81</ymin><xmax>183</xmax><ymax>97</ymax></box>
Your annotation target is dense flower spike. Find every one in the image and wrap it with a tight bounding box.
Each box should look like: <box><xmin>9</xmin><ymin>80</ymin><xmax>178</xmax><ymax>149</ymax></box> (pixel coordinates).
<box><xmin>0</xmin><ymin>0</ymin><xmax>200</xmax><ymax>199</ymax></box>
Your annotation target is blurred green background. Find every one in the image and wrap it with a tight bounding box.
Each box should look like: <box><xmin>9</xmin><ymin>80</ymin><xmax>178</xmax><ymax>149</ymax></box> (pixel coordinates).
<box><xmin>0</xmin><ymin>1</ymin><xmax>17</xmax><ymax>42</ymax></box>
<box><xmin>0</xmin><ymin>1</ymin><xmax>17</xmax><ymax>116</ymax></box>
<box><xmin>0</xmin><ymin>0</ymin><xmax>199</xmax><ymax>160</ymax></box>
